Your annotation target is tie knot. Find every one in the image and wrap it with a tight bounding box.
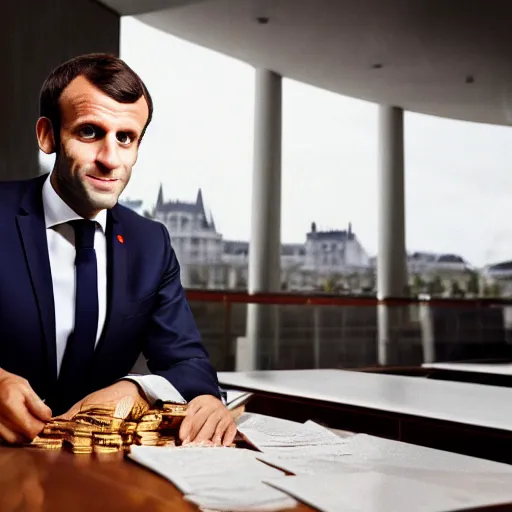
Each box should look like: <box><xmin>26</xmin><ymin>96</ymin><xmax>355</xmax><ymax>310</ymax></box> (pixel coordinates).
<box><xmin>70</xmin><ymin>220</ymin><xmax>96</xmax><ymax>249</ymax></box>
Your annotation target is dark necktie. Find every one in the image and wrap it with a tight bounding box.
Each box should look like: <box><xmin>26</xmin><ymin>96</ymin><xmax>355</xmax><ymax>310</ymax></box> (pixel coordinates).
<box><xmin>57</xmin><ymin>219</ymin><xmax>99</xmax><ymax>404</ymax></box>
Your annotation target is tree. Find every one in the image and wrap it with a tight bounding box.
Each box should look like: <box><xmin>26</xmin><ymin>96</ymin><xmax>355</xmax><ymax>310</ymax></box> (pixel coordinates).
<box><xmin>411</xmin><ymin>274</ymin><xmax>425</xmax><ymax>296</ymax></box>
<box><xmin>323</xmin><ymin>276</ymin><xmax>336</xmax><ymax>293</ymax></box>
<box><xmin>483</xmin><ymin>282</ymin><xmax>501</xmax><ymax>297</ymax></box>
<box><xmin>427</xmin><ymin>275</ymin><xmax>445</xmax><ymax>296</ymax></box>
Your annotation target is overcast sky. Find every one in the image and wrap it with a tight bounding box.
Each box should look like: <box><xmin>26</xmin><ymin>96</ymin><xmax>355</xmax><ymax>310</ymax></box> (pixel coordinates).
<box><xmin>114</xmin><ymin>17</ymin><xmax>512</xmax><ymax>267</ymax></box>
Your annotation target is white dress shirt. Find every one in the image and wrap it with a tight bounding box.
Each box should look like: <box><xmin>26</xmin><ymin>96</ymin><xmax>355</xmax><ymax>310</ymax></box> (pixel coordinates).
<box><xmin>41</xmin><ymin>175</ymin><xmax>185</xmax><ymax>405</ymax></box>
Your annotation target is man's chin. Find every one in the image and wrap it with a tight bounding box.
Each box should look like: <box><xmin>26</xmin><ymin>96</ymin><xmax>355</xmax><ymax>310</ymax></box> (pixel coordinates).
<box><xmin>87</xmin><ymin>194</ymin><xmax>119</xmax><ymax>213</ymax></box>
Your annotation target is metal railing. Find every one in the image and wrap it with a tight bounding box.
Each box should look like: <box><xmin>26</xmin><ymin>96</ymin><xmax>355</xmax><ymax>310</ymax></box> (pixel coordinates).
<box><xmin>185</xmin><ymin>290</ymin><xmax>512</xmax><ymax>371</ymax></box>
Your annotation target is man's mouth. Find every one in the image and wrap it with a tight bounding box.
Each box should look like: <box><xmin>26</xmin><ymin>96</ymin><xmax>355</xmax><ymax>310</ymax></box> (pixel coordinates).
<box><xmin>86</xmin><ymin>175</ymin><xmax>119</xmax><ymax>190</ymax></box>
<box><xmin>87</xmin><ymin>176</ymin><xmax>117</xmax><ymax>182</ymax></box>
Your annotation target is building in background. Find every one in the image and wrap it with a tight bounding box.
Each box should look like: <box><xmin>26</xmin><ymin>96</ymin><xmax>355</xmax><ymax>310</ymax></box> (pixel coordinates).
<box><xmin>122</xmin><ymin>188</ymin><xmax>496</xmax><ymax>296</ymax></box>
<box><xmin>124</xmin><ymin>186</ymin><xmax>372</xmax><ymax>291</ymax></box>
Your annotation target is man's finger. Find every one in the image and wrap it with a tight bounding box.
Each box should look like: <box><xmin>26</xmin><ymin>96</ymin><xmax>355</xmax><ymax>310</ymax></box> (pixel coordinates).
<box><xmin>0</xmin><ymin>421</ymin><xmax>24</xmax><ymax>445</ymax></box>
<box><xmin>213</xmin><ymin>416</ymin><xmax>234</xmax><ymax>446</ymax></box>
<box><xmin>2</xmin><ymin>396</ymin><xmax>44</xmax><ymax>440</ymax></box>
<box><xmin>222</xmin><ymin>421</ymin><xmax>238</xmax><ymax>447</ymax></box>
<box><xmin>194</xmin><ymin>412</ymin><xmax>224</xmax><ymax>443</ymax></box>
<box><xmin>179</xmin><ymin>405</ymin><xmax>205</xmax><ymax>441</ymax></box>
<box><xmin>24</xmin><ymin>390</ymin><xmax>52</xmax><ymax>422</ymax></box>
<box><xmin>4</xmin><ymin>402</ymin><xmax>46</xmax><ymax>441</ymax></box>
<box><xmin>179</xmin><ymin>415</ymin><xmax>192</xmax><ymax>441</ymax></box>
<box><xmin>179</xmin><ymin>407</ymin><xmax>211</xmax><ymax>442</ymax></box>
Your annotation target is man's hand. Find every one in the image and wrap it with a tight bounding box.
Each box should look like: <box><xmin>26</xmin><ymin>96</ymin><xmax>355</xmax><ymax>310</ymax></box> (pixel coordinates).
<box><xmin>0</xmin><ymin>368</ymin><xmax>52</xmax><ymax>444</ymax></box>
<box><xmin>59</xmin><ymin>380</ymin><xmax>143</xmax><ymax>420</ymax></box>
<box><xmin>179</xmin><ymin>395</ymin><xmax>237</xmax><ymax>447</ymax></box>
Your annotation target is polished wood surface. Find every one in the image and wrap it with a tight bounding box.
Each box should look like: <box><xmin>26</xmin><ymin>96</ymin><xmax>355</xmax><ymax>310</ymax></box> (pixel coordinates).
<box><xmin>0</xmin><ymin>447</ymin><xmax>311</xmax><ymax>512</ymax></box>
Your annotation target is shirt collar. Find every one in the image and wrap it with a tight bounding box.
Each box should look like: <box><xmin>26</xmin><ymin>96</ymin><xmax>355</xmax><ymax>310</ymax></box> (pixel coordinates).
<box><xmin>42</xmin><ymin>174</ymin><xmax>107</xmax><ymax>232</ymax></box>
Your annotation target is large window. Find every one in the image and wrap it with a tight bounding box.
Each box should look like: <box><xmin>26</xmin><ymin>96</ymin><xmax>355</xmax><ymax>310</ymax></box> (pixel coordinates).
<box><xmin>405</xmin><ymin>112</ymin><xmax>512</xmax><ymax>297</ymax></box>
<box><xmin>282</xmin><ymin>79</ymin><xmax>378</xmax><ymax>293</ymax></box>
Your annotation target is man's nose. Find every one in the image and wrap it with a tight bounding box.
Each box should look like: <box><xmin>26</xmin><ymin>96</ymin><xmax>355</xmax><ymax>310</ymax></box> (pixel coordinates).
<box><xmin>96</xmin><ymin>135</ymin><xmax>121</xmax><ymax>171</ymax></box>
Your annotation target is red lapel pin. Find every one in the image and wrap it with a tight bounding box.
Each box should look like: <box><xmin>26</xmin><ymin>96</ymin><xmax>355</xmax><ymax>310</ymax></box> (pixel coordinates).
<box><xmin>117</xmin><ymin>234</ymin><xmax>124</xmax><ymax>244</ymax></box>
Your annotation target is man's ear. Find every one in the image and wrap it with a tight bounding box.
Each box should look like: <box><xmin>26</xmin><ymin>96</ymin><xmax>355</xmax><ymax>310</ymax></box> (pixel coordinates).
<box><xmin>36</xmin><ymin>117</ymin><xmax>56</xmax><ymax>154</ymax></box>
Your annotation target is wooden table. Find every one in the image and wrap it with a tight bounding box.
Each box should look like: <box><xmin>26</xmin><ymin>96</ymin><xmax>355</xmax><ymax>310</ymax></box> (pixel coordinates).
<box><xmin>218</xmin><ymin>369</ymin><xmax>512</xmax><ymax>464</ymax></box>
<box><xmin>0</xmin><ymin>447</ymin><xmax>311</xmax><ymax>511</ymax></box>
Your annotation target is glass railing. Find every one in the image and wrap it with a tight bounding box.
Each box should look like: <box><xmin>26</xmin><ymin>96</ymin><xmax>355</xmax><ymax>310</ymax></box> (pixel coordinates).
<box><xmin>186</xmin><ymin>290</ymin><xmax>512</xmax><ymax>372</ymax></box>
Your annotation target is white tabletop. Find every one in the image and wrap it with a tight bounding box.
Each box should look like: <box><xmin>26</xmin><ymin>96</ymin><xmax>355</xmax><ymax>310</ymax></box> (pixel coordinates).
<box><xmin>422</xmin><ymin>362</ymin><xmax>512</xmax><ymax>375</ymax></box>
<box><xmin>218</xmin><ymin>369</ymin><xmax>512</xmax><ymax>432</ymax></box>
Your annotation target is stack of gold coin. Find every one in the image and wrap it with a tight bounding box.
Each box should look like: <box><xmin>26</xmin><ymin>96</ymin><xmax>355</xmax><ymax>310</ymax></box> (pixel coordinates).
<box><xmin>134</xmin><ymin>431</ymin><xmax>161</xmax><ymax>446</ymax></box>
<box><xmin>92</xmin><ymin>432</ymin><xmax>124</xmax><ymax>454</ymax></box>
<box><xmin>30</xmin><ymin>435</ymin><xmax>63</xmax><ymax>450</ymax></box>
<box><xmin>157</xmin><ymin>436</ymin><xmax>176</xmax><ymax>447</ymax></box>
<box><xmin>64</xmin><ymin>426</ymin><xmax>93</xmax><ymax>454</ymax></box>
<box><xmin>26</xmin><ymin>399</ymin><xmax>190</xmax><ymax>455</ymax></box>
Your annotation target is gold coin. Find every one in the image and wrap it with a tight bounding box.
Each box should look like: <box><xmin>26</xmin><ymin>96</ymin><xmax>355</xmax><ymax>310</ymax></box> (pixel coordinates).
<box><xmin>29</xmin><ymin>436</ymin><xmax>63</xmax><ymax>450</ymax></box>
<box><xmin>139</xmin><ymin>413</ymin><xmax>162</xmax><ymax>422</ymax></box>
<box><xmin>43</xmin><ymin>420</ymin><xmax>71</xmax><ymax>436</ymax></box>
<box><xmin>162</xmin><ymin>403</ymin><xmax>187</xmax><ymax>413</ymax></box>
<box><xmin>136</xmin><ymin>420</ymin><xmax>161</xmax><ymax>432</ymax></box>
<box><xmin>160</xmin><ymin>416</ymin><xmax>184</xmax><ymax>430</ymax></box>
<box><xmin>93</xmin><ymin>434</ymin><xmax>123</xmax><ymax>447</ymax></box>
<box><xmin>93</xmin><ymin>445</ymin><xmax>122</xmax><ymax>454</ymax></box>
<box><xmin>135</xmin><ymin>432</ymin><xmax>160</xmax><ymax>439</ymax></box>
<box><xmin>121</xmin><ymin>422</ymin><xmax>137</xmax><ymax>433</ymax></box>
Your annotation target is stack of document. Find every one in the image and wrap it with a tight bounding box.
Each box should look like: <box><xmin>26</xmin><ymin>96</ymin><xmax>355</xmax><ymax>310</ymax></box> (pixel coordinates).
<box><xmin>129</xmin><ymin>413</ymin><xmax>512</xmax><ymax>512</ymax></box>
<box><xmin>239</xmin><ymin>414</ymin><xmax>512</xmax><ymax>512</ymax></box>
<box><xmin>238</xmin><ymin>413</ymin><xmax>353</xmax><ymax>475</ymax></box>
<box><xmin>264</xmin><ymin>471</ymin><xmax>512</xmax><ymax>512</ymax></box>
<box><xmin>129</xmin><ymin>445</ymin><xmax>297</xmax><ymax>511</ymax></box>
<box><xmin>237</xmin><ymin>413</ymin><xmax>348</xmax><ymax>449</ymax></box>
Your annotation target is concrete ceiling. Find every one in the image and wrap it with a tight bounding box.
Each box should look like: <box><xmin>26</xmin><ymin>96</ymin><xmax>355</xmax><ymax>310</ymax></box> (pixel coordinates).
<box><xmin>98</xmin><ymin>0</ymin><xmax>512</xmax><ymax>126</ymax></box>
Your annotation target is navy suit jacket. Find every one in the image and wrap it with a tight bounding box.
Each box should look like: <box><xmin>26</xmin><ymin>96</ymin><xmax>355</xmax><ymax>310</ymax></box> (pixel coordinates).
<box><xmin>0</xmin><ymin>174</ymin><xmax>220</xmax><ymax>415</ymax></box>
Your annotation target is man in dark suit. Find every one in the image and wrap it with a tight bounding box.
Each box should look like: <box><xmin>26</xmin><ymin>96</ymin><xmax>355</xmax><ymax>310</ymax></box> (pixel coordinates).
<box><xmin>0</xmin><ymin>53</ymin><xmax>236</xmax><ymax>446</ymax></box>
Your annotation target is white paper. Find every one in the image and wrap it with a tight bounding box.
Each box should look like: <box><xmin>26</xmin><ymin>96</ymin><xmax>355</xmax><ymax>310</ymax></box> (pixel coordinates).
<box><xmin>258</xmin><ymin>444</ymin><xmax>353</xmax><ymax>475</ymax></box>
<box><xmin>237</xmin><ymin>413</ymin><xmax>348</xmax><ymax>450</ymax></box>
<box><xmin>266</xmin><ymin>472</ymin><xmax>512</xmax><ymax>512</ymax></box>
<box><xmin>185</xmin><ymin>484</ymin><xmax>296</xmax><ymax>512</ymax></box>
<box><xmin>334</xmin><ymin>434</ymin><xmax>512</xmax><ymax>476</ymax></box>
<box><xmin>129</xmin><ymin>445</ymin><xmax>297</xmax><ymax>511</ymax></box>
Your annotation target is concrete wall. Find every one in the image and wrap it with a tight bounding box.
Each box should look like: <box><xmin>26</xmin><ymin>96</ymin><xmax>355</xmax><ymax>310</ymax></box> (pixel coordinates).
<box><xmin>0</xmin><ymin>0</ymin><xmax>120</xmax><ymax>182</ymax></box>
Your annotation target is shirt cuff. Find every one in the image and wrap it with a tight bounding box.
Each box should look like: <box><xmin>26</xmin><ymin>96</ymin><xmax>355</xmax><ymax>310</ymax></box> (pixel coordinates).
<box><xmin>121</xmin><ymin>374</ymin><xmax>187</xmax><ymax>406</ymax></box>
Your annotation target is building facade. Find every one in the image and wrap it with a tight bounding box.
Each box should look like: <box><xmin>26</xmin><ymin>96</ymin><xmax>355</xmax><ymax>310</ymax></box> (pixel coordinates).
<box><xmin>122</xmin><ymin>187</ymin><xmax>372</xmax><ymax>291</ymax></box>
<box><xmin>121</xmin><ymin>188</ymin><xmax>485</xmax><ymax>296</ymax></box>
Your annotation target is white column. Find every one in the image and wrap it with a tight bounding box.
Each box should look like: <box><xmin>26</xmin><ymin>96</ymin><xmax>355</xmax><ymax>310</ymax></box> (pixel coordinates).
<box><xmin>248</xmin><ymin>69</ymin><xmax>282</xmax><ymax>293</ymax></box>
<box><xmin>242</xmin><ymin>69</ymin><xmax>282</xmax><ymax>371</ymax></box>
<box><xmin>377</xmin><ymin>106</ymin><xmax>407</xmax><ymax>365</ymax></box>
<box><xmin>377</xmin><ymin>105</ymin><xmax>407</xmax><ymax>298</ymax></box>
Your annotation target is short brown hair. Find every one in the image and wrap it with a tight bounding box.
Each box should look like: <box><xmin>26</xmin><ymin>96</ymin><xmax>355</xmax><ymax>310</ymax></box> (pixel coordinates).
<box><xmin>39</xmin><ymin>53</ymin><xmax>153</xmax><ymax>146</ymax></box>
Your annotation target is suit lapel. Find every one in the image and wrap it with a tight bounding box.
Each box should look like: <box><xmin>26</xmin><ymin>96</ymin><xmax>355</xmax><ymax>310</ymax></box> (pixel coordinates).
<box><xmin>16</xmin><ymin>175</ymin><xmax>57</xmax><ymax>388</ymax></box>
<box><xmin>94</xmin><ymin>207</ymin><xmax>127</xmax><ymax>357</ymax></box>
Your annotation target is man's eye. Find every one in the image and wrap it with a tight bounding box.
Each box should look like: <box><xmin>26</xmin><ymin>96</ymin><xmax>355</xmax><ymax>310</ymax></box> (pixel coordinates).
<box><xmin>117</xmin><ymin>132</ymin><xmax>133</xmax><ymax>145</ymax></box>
<box><xmin>79</xmin><ymin>126</ymin><xmax>96</xmax><ymax>139</ymax></box>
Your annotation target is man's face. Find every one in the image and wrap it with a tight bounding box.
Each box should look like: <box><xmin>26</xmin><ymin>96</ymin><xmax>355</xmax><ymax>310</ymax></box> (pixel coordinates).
<box><xmin>51</xmin><ymin>75</ymin><xmax>149</xmax><ymax>218</ymax></box>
